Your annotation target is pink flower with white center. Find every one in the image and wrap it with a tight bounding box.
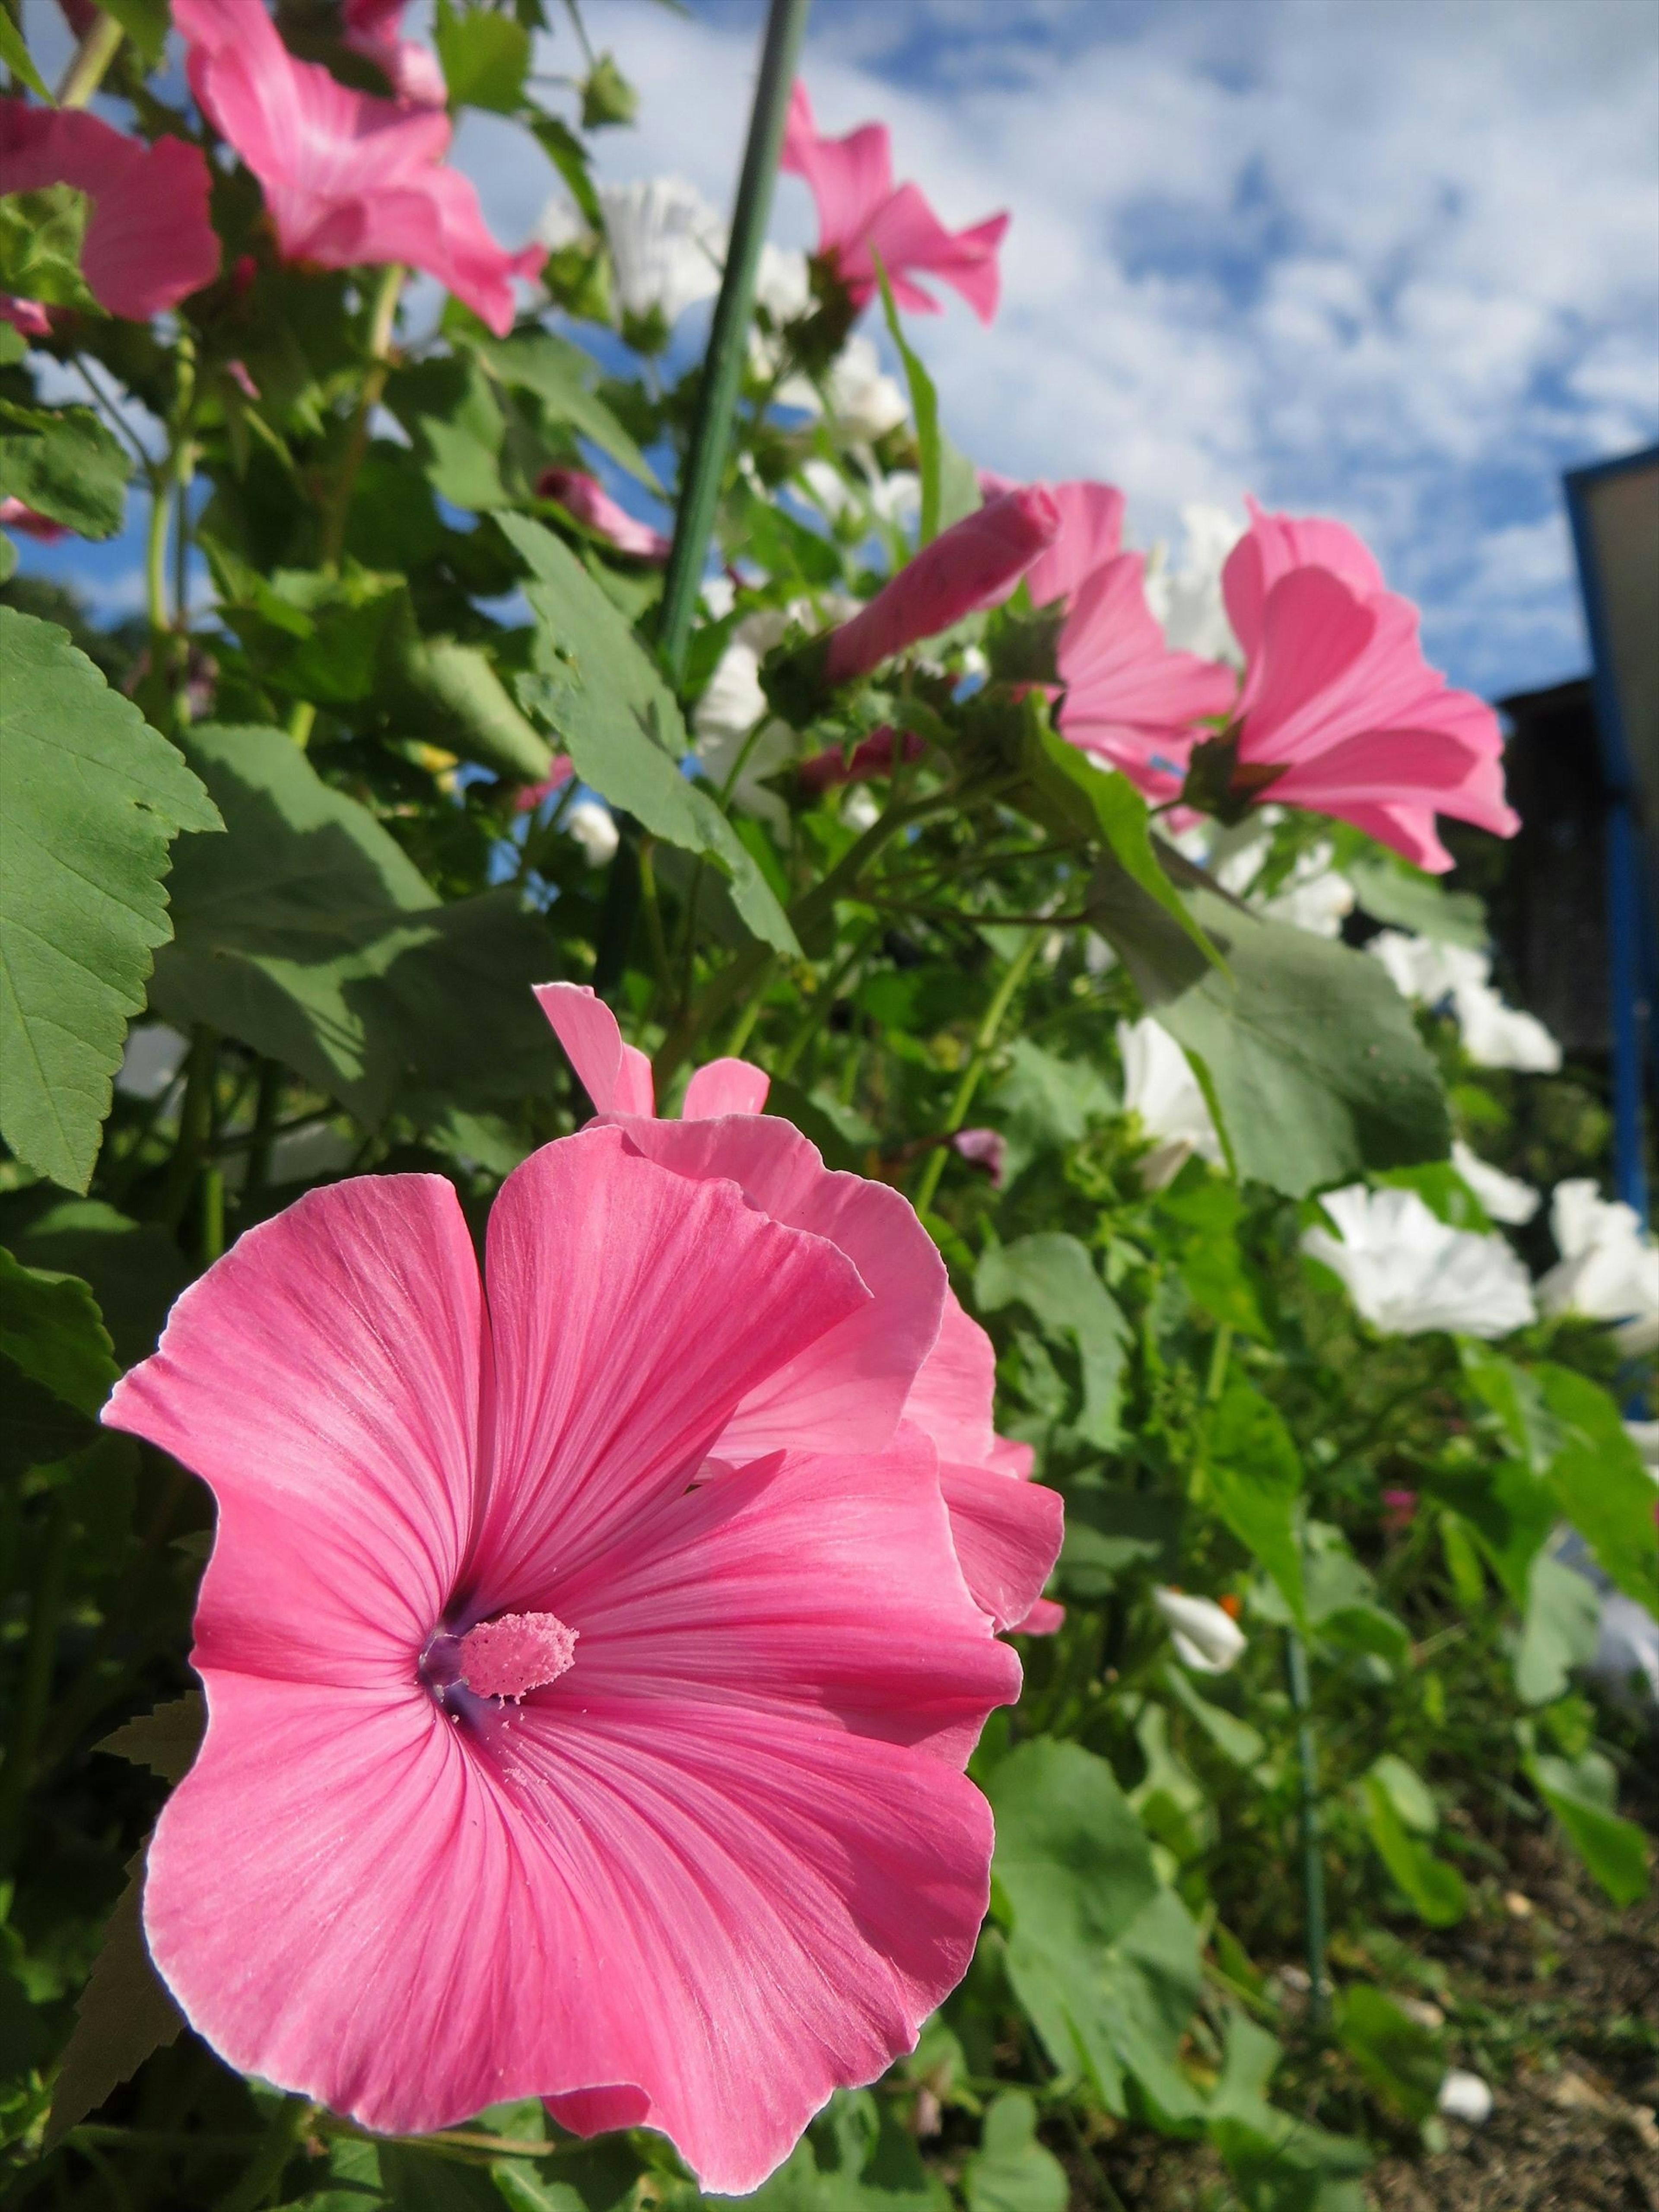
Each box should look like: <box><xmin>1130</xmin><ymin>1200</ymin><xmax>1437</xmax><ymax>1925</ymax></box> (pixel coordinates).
<box><xmin>105</xmin><ymin>1128</ymin><xmax>1019</xmax><ymax>2191</ymax></box>
<box><xmin>823</xmin><ymin>485</ymin><xmax>1062</xmax><ymax>688</ymax></box>
<box><xmin>0</xmin><ymin>102</ymin><xmax>219</xmax><ymax>321</ymax></box>
<box><xmin>537</xmin><ymin>467</ymin><xmax>672</xmax><ymax>563</ymax></box>
<box><xmin>1216</xmin><ymin>499</ymin><xmax>1520</xmax><ymax>871</ymax></box>
<box><xmin>174</xmin><ymin>0</ymin><xmax>542</xmax><ymax>337</ymax></box>
<box><xmin>538</xmin><ymin>985</ymin><xmax>1064</xmax><ymax>1637</ymax></box>
<box><xmin>342</xmin><ymin>0</ymin><xmax>447</xmax><ymax>108</ymax></box>
<box><xmin>781</xmin><ymin>82</ymin><xmax>1007</xmax><ymax>323</ymax></box>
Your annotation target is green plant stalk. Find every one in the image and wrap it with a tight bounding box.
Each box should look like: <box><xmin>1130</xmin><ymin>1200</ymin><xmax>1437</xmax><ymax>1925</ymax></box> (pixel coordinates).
<box><xmin>55</xmin><ymin>10</ymin><xmax>123</xmax><ymax>105</ymax></box>
<box><xmin>0</xmin><ymin>1483</ymin><xmax>73</xmax><ymax>1872</ymax></box>
<box><xmin>1285</xmin><ymin>1629</ymin><xmax>1328</xmax><ymax>2031</ymax></box>
<box><xmin>911</xmin><ymin>930</ymin><xmax>1042</xmax><ymax>1213</ymax></box>
<box><xmin>219</xmin><ymin>2098</ymin><xmax>319</xmax><ymax>2212</ymax></box>
<box><xmin>160</xmin><ymin>1025</ymin><xmax>219</xmax><ymax>1228</ymax></box>
<box><xmin>655</xmin><ymin>0</ymin><xmax>813</xmax><ymax>680</ymax></box>
<box><xmin>774</xmin><ymin>924</ymin><xmax>877</xmax><ymax>1078</ymax></box>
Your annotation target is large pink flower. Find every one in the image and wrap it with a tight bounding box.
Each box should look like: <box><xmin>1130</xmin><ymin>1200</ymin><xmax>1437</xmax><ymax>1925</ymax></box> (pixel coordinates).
<box><xmin>0</xmin><ymin>102</ymin><xmax>219</xmax><ymax>321</ymax></box>
<box><xmin>105</xmin><ymin>1128</ymin><xmax>1019</xmax><ymax>2191</ymax></box>
<box><xmin>174</xmin><ymin>0</ymin><xmax>541</xmax><ymax>337</ymax></box>
<box><xmin>341</xmin><ymin>0</ymin><xmax>447</xmax><ymax>107</ymax></box>
<box><xmin>1058</xmin><ymin>551</ymin><xmax>1238</xmax><ymax>801</ymax></box>
<box><xmin>823</xmin><ymin>484</ymin><xmax>1062</xmax><ymax>687</ymax></box>
<box><xmin>538</xmin><ymin>985</ymin><xmax>1064</xmax><ymax>1635</ymax></box>
<box><xmin>1219</xmin><ymin>499</ymin><xmax>1520</xmax><ymax>870</ymax></box>
<box><xmin>782</xmin><ymin>82</ymin><xmax>1007</xmax><ymax>323</ymax></box>
<box><xmin>1023</xmin><ymin>478</ymin><xmax>1127</xmax><ymax>613</ymax></box>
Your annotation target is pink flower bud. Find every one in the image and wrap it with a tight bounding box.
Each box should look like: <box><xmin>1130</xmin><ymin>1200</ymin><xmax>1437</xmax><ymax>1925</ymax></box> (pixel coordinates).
<box><xmin>537</xmin><ymin>468</ymin><xmax>672</xmax><ymax>563</ymax></box>
<box><xmin>822</xmin><ymin>486</ymin><xmax>1062</xmax><ymax>689</ymax></box>
<box><xmin>797</xmin><ymin>725</ymin><xmax>925</xmax><ymax>793</ymax></box>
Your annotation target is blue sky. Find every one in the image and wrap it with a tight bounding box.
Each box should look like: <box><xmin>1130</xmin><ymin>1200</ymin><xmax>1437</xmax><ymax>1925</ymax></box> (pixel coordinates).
<box><xmin>16</xmin><ymin>0</ymin><xmax>1659</xmax><ymax>703</ymax></box>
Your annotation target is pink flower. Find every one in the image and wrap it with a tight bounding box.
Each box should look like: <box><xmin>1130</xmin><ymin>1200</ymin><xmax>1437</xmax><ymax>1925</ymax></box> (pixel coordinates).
<box><xmin>797</xmin><ymin>724</ymin><xmax>926</xmax><ymax>793</ymax></box>
<box><xmin>0</xmin><ymin>497</ymin><xmax>68</xmax><ymax>541</ymax></box>
<box><xmin>823</xmin><ymin>484</ymin><xmax>1062</xmax><ymax>688</ymax></box>
<box><xmin>537</xmin><ymin>467</ymin><xmax>672</xmax><ymax>563</ymax></box>
<box><xmin>342</xmin><ymin>0</ymin><xmax>447</xmax><ymax>107</ymax></box>
<box><xmin>782</xmin><ymin>81</ymin><xmax>1007</xmax><ymax>323</ymax></box>
<box><xmin>537</xmin><ymin>984</ymin><xmax>1064</xmax><ymax>1637</ymax></box>
<box><xmin>0</xmin><ymin>294</ymin><xmax>53</xmax><ymax>337</ymax></box>
<box><xmin>105</xmin><ymin>1131</ymin><xmax>1019</xmax><ymax>2190</ymax></box>
<box><xmin>1058</xmin><ymin>551</ymin><xmax>1238</xmax><ymax>801</ymax></box>
<box><xmin>512</xmin><ymin>755</ymin><xmax>575</xmax><ymax>814</ymax></box>
<box><xmin>950</xmin><ymin>1128</ymin><xmax>1006</xmax><ymax>1185</ymax></box>
<box><xmin>1022</xmin><ymin>479</ymin><xmax>1128</xmax><ymax>613</ymax></box>
<box><xmin>1381</xmin><ymin>1487</ymin><xmax>1419</xmax><ymax>1535</ymax></box>
<box><xmin>0</xmin><ymin>102</ymin><xmax>219</xmax><ymax>321</ymax></box>
<box><xmin>174</xmin><ymin>0</ymin><xmax>542</xmax><ymax>338</ymax></box>
<box><xmin>1217</xmin><ymin>499</ymin><xmax>1520</xmax><ymax>871</ymax></box>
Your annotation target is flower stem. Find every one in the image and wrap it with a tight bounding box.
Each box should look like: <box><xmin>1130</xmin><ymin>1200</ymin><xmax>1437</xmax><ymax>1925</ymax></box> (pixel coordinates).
<box><xmin>1285</xmin><ymin>1629</ymin><xmax>1329</xmax><ymax>2032</ymax></box>
<box><xmin>911</xmin><ymin>930</ymin><xmax>1041</xmax><ymax>1214</ymax></box>
<box><xmin>656</xmin><ymin>0</ymin><xmax>812</xmax><ymax>680</ymax></box>
<box><xmin>55</xmin><ymin>12</ymin><xmax>123</xmax><ymax>107</ymax></box>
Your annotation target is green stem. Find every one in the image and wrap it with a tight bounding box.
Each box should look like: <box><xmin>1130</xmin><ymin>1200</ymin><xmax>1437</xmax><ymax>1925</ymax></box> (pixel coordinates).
<box><xmin>656</xmin><ymin>0</ymin><xmax>812</xmax><ymax>680</ymax></box>
<box><xmin>218</xmin><ymin>2099</ymin><xmax>318</xmax><ymax>2212</ymax></box>
<box><xmin>724</xmin><ymin>965</ymin><xmax>778</xmax><ymax>1059</ymax></box>
<box><xmin>242</xmin><ymin>1061</ymin><xmax>283</xmax><ymax>1204</ymax></box>
<box><xmin>911</xmin><ymin>931</ymin><xmax>1041</xmax><ymax>1214</ymax></box>
<box><xmin>1205</xmin><ymin>1322</ymin><xmax>1234</xmax><ymax>1405</ymax></box>
<box><xmin>199</xmin><ymin>1166</ymin><xmax>225</xmax><ymax>1269</ymax></box>
<box><xmin>1285</xmin><ymin>1631</ymin><xmax>1328</xmax><ymax>2032</ymax></box>
<box><xmin>773</xmin><ymin>925</ymin><xmax>876</xmax><ymax>1079</ymax></box>
<box><xmin>144</xmin><ymin>471</ymin><xmax>170</xmax><ymax>654</ymax></box>
<box><xmin>160</xmin><ymin>1026</ymin><xmax>218</xmax><ymax>1230</ymax></box>
<box><xmin>55</xmin><ymin>11</ymin><xmax>123</xmax><ymax>105</ymax></box>
<box><xmin>637</xmin><ymin>838</ymin><xmax>672</xmax><ymax>999</ymax></box>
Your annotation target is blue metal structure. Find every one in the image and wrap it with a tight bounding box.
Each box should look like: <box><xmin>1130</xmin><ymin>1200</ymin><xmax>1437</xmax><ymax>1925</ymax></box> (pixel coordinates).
<box><xmin>1564</xmin><ymin>445</ymin><xmax>1659</xmax><ymax>1224</ymax></box>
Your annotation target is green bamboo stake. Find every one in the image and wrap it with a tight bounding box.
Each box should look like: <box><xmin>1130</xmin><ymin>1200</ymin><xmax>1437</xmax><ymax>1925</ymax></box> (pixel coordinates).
<box><xmin>656</xmin><ymin>0</ymin><xmax>812</xmax><ymax>682</ymax></box>
<box><xmin>1285</xmin><ymin>1630</ymin><xmax>1329</xmax><ymax>2031</ymax></box>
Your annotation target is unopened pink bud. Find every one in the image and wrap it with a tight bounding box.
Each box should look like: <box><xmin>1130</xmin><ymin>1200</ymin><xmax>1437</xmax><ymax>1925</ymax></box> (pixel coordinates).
<box><xmin>822</xmin><ymin>486</ymin><xmax>1062</xmax><ymax>689</ymax></box>
<box><xmin>537</xmin><ymin>467</ymin><xmax>672</xmax><ymax>563</ymax></box>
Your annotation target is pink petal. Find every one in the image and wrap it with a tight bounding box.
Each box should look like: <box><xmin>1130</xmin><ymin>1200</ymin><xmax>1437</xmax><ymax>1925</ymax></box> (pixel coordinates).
<box><xmin>682</xmin><ymin>1058</ymin><xmax>771</xmax><ymax>1118</ymax></box>
<box><xmin>538</xmin><ymin>467</ymin><xmax>672</xmax><ymax>563</ymax></box>
<box><xmin>464</xmin><ymin>1126</ymin><xmax>873</xmax><ymax>1611</ymax></box>
<box><xmin>104</xmin><ymin>1174</ymin><xmax>485</xmax><ymax>1683</ymax></box>
<box><xmin>1023</xmin><ymin>479</ymin><xmax>1128</xmax><ymax>611</ymax></box>
<box><xmin>0</xmin><ymin>293</ymin><xmax>52</xmax><ymax>336</ymax></box>
<box><xmin>604</xmin><ymin>1114</ymin><xmax>947</xmax><ymax>1460</ymax></box>
<box><xmin>1013</xmin><ymin>1595</ymin><xmax>1065</xmax><ymax>1635</ymax></box>
<box><xmin>342</xmin><ymin>0</ymin><xmax>447</xmax><ymax>106</ymax></box>
<box><xmin>0</xmin><ymin>496</ymin><xmax>68</xmax><ymax>540</ymax></box>
<box><xmin>1222</xmin><ymin>494</ymin><xmax>1386</xmax><ymax>660</ymax></box>
<box><xmin>846</xmin><ymin>188</ymin><xmax>1007</xmax><ymax>322</ymax></box>
<box><xmin>1233</xmin><ymin>565</ymin><xmax>1378</xmax><ymax>762</ymax></box>
<box><xmin>1058</xmin><ymin>552</ymin><xmax>1236</xmax><ymax>751</ymax></box>
<box><xmin>903</xmin><ymin>1290</ymin><xmax>998</xmax><ymax>1467</ymax></box>
<box><xmin>534</xmin><ymin>981</ymin><xmax>655</xmax><ymax>1115</ymax></box>
<box><xmin>936</xmin><ymin>1458</ymin><xmax>1065</xmax><ymax>1635</ymax></box>
<box><xmin>0</xmin><ymin>101</ymin><xmax>219</xmax><ymax>320</ymax></box>
<box><xmin>780</xmin><ymin>83</ymin><xmax>893</xmax><ymax>260</ymax></box>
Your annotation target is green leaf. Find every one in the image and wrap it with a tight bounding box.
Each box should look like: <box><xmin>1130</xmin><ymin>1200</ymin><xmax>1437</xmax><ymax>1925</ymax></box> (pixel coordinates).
<box><xmin>975</xmin><ymin>1232</ymin><xmax>1129</xmax><ymax>1448</ymax></box>
<box><xmin>875</xmin><ymin>261</ymin><xmax>946</xmax><ymax>547</ymax></box>
<box><xmin>1059</xmin><ymin>1487</ymin><xmax>1182</xmax><ymax>1598</ymax></box>
<box><xmin>580</xmin><ymin>51</ymin><xmax>637</xmax><ymax>128</ymax></box>
<box><xmin>1524</xmin><ymin>1744</ymin><xmax>1649</xmax><ymax>1906</ymax></box>
<box><xmin>987</xmin><ymin>1036</ymin><xmax>1117</xmax><ymax>1186</ymax></box>
<box><xmin>6</xmin><ymin>1196</ymin><xmax>191</xmax><ymax>1368</ymax></box>
<box><xmin>0</xmin><ymin>185</ymin><xmax>101</xmax><ymax>311</ymax></box>
<box><xmin>502</xmin><ymin>515</ymin><xmax>798</xmax><ymax>954</ymax></box>
<box><xmin>1345</xmin><ymin>855</ymin><xmax>1487</xmax><ymax>948</ymax></box>
<box><xmin>97</xmin><ymin>1694</ymin><xmax>205</xmax><ymax>1784</ymax></box>
<box><xmin>0</xmin><ymin>396</ymin><xmax>128</xmax><ymax>537</ymax></box>
<box><xmin>1209</xmin><ymin>2011</ymin><xmax>1372</xmax><ymax>2212</ymax></box>
<box><xmin>0</xmin><ymin>609</ymin><xmax>221</xmax><ymax>1192</ymax></box>
<box><xmin>1412</xmin><ymin>1454</ymin><xmax>1554</xmax><ymax>1606</ymax></box>
<box><xmin>1163</xmin><ymin>1663</ymin><xmax>1268</xmax><ymax>1771</ymax></box>
<box><xmin>0</xmin><ymin>11</ymin><xmax>50</xmax><ymax>102</ymax></box>
<box><xmin>1359</xmin><ymin>1773</ymin><xmax>1467</xmax><ymax>1926</ymax></box>
<box><xmin>0</xmin><ymin>1245</ymin><xmax>117</xmax><ymax>1417</ymax></box>
<box><xmin>1513</xmin><ymin>1550</ymin><xmax>1602</xmax><ymax>1706</ymax></box>
<box><xmin>384</xmin><ymin>353</ymin><xmax>509</xmax><ymax>511</ymax></box>
<box><xmin>528</xmin><ymin>114</ymin><xmax>603</xmax><ymax>230</ymax></box>
<box><xmin>434</xmin><ymin>0</ymin><xmax>530</xmax><ymax>110</ymax></box>
<box><xmin>744</xmin><ymin>2089</ymin><xmax>944</xmax><ymax>2209</ymax></box>
<box><xmin>1336</xmin><ymin>1984</ymin><xmax>1445</xmax><ymax>2123</ymax></box>
<box><xmin>474</xmin><ymin>330</ymin><xmax>660</xmax><ymax>489</ymax></box>
<box><xmin>1532</xmin><ymin>1363</ymin><xmax>1659</xmax><ymax>1609</ymax></box>
<box><xmin>1123</xmin><ymin>886</ymin><xmax>1450</xmax><ymax>1196</ymax></box>
<box><xmin>1205</xmin><ymin>1374</ymin><xmax>1307</xmax><ymax>1629</ymax></box>
<box><xmin>150</xmin><ymin>725</ymin><xmax>557</xmax><ymax>1122</ymax></box>
<box><xmin>95</xmin><ymin>0</ymin><xmax>171</xmax><ymax>68</ymax></box>
<box><xmin>1155</xmin><ymin>1173</ymin><xmax>1268</xmax><ymax>1338</ymax></box>
<box><xmin>43</xmin><ymin>1848</ymin><xmax>184</xmax><ymax>2151</ymax></box>
<box><xmin>1458</xmin><ymin>1344</ymin><xmax>1557</xmax><ymax>1471</ymax></box>
<box><xmin>378</xmin><ymin>601</ymin><xmax>553</xmax><ymax>782</ymax></box>
<box><xmin>964</xmin><ymin>2093</ymin><xmax>1067</xmax><ymax>2212</ymax></box>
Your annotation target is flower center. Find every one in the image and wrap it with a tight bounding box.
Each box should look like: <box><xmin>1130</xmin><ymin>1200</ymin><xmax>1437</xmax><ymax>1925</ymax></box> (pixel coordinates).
<box><xmin>452</xmin><ymin>1610</ymin><xmax>578</xmax><ymax>1702</ymax></box>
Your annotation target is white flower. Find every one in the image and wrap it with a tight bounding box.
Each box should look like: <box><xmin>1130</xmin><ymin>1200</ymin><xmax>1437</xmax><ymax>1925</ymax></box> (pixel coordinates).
<box><xmin>840</xmin><ymin>787</ymin><xmax>880</xmax><ymax>833</ymax></box>
<box><xmin>753</xmin><ymin>241</ymin><xmax>810</xmax><ymax>327</ymax></box>
<box><xmin>1452</xmin><ymin>1140</ymin><xmax>1541</xmax><ymax>1226</ymax></box>
<box><xmin>779</xmin><ymin>333</ymin><xmax>908</xmax><ymax>443</ymax></box>
<box><xmin>534</xmin><ymin>195</ymin><xmax>591</xmax><ymax>254</ymax></box>
<box><xmin>1153</xmin><ymin>1587</ymin><xmax>1246</xmax><ymax>1675</ymax></box>
<box><xmin>1437</xmin><ymin>2071</ymin><xmax>1494</xmax><ymax>2126</ymax></box>
<box><xmin>599</xmin><ymin>178</ymin><xmax>725</xmax><ymax>328</ymax></box>
<box><xmin>1118</xmin><ymin>1017</ymin><xmax>1223</xmax><ymax>1170</ymax></box>
<box><xmin>1592</xmin><ymin>1592</ymin><xmax>1659</xmax><ymax>1707</ymax></box>
<box><xmin>1536</xmin><ymin>1179</ymin><xmax>1659</xmax><ymax>1354</ymax></box>
<box><xmin>565</xmin><ymin>798</ymin><xmax>620</xmax><ymax>867</ymax></box>
<box><xmin>1144</xmin><ymin>503</ymin><xmax>1244</xmax><ymax>664</ymax></box>
<box><xmin>1303</xmin><ymin>1185</ymin><xmax>1537</xmax><ymax>1339</ymax></box>
<box><xmin>1366</xmin><ymin>932</ymin><xmax>1561</xmax><ymax>1072</ymax></box>
<box><xmin>115</xmin><ymin>1022</ymin><xmax>188</xmax><ymax>1100</ymax></box>
<box><xmin>1212</xmin><ymin>828</ymin><xmax>1354</xmax><ymax>938</ymax></box>
<box><xmin>693</xmin><ymin>607</ymin><xmax>799</xmax><ymax>831</ymax></box>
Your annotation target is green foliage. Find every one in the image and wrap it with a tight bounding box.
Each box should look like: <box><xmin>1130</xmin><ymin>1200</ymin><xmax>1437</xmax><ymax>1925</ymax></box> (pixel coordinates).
<box><xmin>0</xmin><ymin>10</ymin><xmax>49</xmax><ymax>98</ymax></box>
<box><xmin>0</xmin><ymin>400</ymin><xmax>129</xmax><ymax>537</ymax></box>
<box><xmin>0</xmin><ymin>609</ymin><xmax>221</xmax><ymax>1190</ymax></box>
<box><xmin>976</xmin><ymin>1233</ymin><xmax>1129</xmax><ymax>1447</ymax></box>
<box><xmin>963</xmin><ymin>2093</ymin><xmax>1067</xmax><ymax>2212</ymax></box>
<box><xmin>0</xmin><ymin>187</ymin><xmax>101</xmax><ymax>311</ymax></box>
<box><xmin>435</xmin><ymin>0</ymin><xmax>531</xmax><ymax>110</ymax></box>
<box><xmin>1205</xmin><ymin>1374</ymin><xmax>1308</xmax><ymax>1627</ymax></box>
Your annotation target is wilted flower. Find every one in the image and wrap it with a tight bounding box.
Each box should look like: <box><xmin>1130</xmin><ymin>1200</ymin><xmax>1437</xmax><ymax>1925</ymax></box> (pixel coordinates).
<box><xmin>175</xmin><ymin>0</ymin><xmax>540</xmax><ymax>335</ymax></box>
<box><xmin>565</xmin><ymin>798</ymin><xmax>619</xmax><ymax>867</ymax></box>
<box><xmin>1154</xmin><ymin>1587</ymin><xmax>1247</xmax><ymax>1674</ymax></box>
<box><xmin>1452</xmin><ymin>1139</ymin><xmax>1541</xmax><ymax>1225</ymax></box>
<box><xmin>537</xmin><ymin>468</ymin><xmax>671</xmax><ymax>562</ymax></box>
<box><xmin>782</xmin><ymin>82</ymin><xmax>1007</xmax><ymax>323</ymax></box>
<box><xmin>1367</xmin><ymin>931</ymin><xmax>1561</xmax><ymax>1072</ymax></box>
<box><xmin>1144</xmin><ymin>503</ymin><xmax>1245</xmax><ymax>663</ymax></box>
<box><xmin>1302</xmin><ymin>1184</ymin><xmax>1537</xmax><ymax>1339</ymax></box>
<box><xmin>536</xmin><ymin>985</ymin><xmax>1064</xmax><ymax>1637</ymax></box>
<box><xmin>598</xmin><ymin>176</ymin><xmax>725</xmax><ymax>331</ymax></box>
<box><xmin>107</xmin><ymin>1129</ymin><xmax>1019</xmax><ymax>2190</ymax></box>
<box><xmin>1536</xmin><ymin>1179</ymin><xmax>1659</xmax><ymax>1354</ymax></box>
<box><xmin>1381</xmin><ymin>1488</ymin><xmax>1419</xmax><ymax>1535</ymax></box>
<box><xmin>1117</xmin><ymin>1017</ymin><xmax>1224</xmax><ymax>1176</ymax></box>
<box><xmin>1209</xmin><ymin>501</ymin><xmax>1520</xmax><ymax>872</ymax></box>
<box><xmin>0</xmin><ymin>101</ymin><xmax>219</xmax><ymax>320</ymax></box>
<box><xmin>341</xmin><ymin>0</ymin><xmax>446</xmax><ymax>106</ymax></box>
<box><xmin>822</xmin><ymin>486</ymin><xmax>1061</xmax><ymax>688</ymax></box>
